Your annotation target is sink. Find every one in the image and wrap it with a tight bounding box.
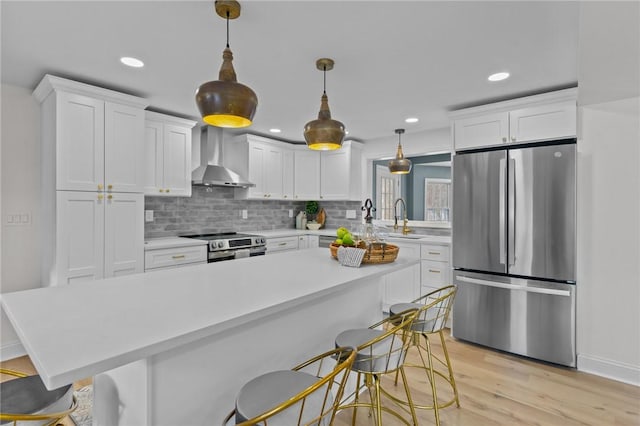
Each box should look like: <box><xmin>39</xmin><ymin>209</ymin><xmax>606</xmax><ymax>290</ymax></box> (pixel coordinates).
<box><xmin>386</xmin><ymin>233</ymin><xmax>424</xmax><ymax>240</ymax></box>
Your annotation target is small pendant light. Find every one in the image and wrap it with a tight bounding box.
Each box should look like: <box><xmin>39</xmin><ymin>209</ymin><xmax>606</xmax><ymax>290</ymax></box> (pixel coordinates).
<box><xmin>195</xmin><ymin>0</ymin><xmax>257</xmax><ymax>128</ymax></box>
<box><xmin>304</xmin><ymin>58</ymin><xmax>345</xmax><ymax>151</ymax></box>
<box><xmin>388</xmin><ymin>129</ymin><xmax>412</xmax><ymax>174</ymax></box>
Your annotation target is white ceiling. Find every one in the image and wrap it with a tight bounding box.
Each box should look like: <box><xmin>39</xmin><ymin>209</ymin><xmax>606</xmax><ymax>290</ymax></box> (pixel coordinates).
<box><xmin>1</xmin><ymin>1</ymin><xmax>580</xmax><ymax>143</ymax></box>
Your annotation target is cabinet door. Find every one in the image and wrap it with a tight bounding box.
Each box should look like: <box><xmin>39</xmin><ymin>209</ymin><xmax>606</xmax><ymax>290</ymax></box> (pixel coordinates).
<box><xmin>509</xmin><ymin>100</ymin><xmax>576</xmax><ymax>143</ymax></box>
<box><xmin>265</xmin><ymin>147</ymin><xmax>284</xmax><ymax>199</ymax></box>
<box><xmin>56</xmin><ymin>92</ymin><xmax>105</xmax><ymax>191</ymax></box>
<box><xmin>144</xmin><ymin>120</ymin><xmax>164</xmax><ymax>195</ymax></box>
<box><xmin>104</xmin><ymin>193</ymin><xmax>144</xmax><ymax>278</ymax></box>
<box><xmin>162</xmin><ymin>124</ymin><xmax>192</xmax><ymax>196</ymax></box>
<box><xmin>453</xmin><ymin>112</ymin><xmax>509</xmax><ymax>150</ymax></box>
<box><xmin>105</xmin><ymin>102</ymin><xmax>145</xmax><ymax>193</ymax></box>
<box><xmin>383</xmin><ymin>242</ymin><xmax>421</xmax><ymax>312</ymax></box>
<box><xmin>282</xmin><ymin>150</ymin><xmax>294</xmax><ymax>200</ymax></box>
<box><xmin>320</xmin><ymin>149</ymin><xmax>349</xmax><ymax>200</ymax></box>
<box><xmin>293</xmin><ymin>151</ymin><xmax>320</xmax><ymax>200</ymax></box>
<box><xmin>56</xmin><ymin>191</ymin><xmax>104</xmax><ymax>284</ymax></box>
<box><xmin>247</xmin><ymin>143</ymin><xmax>266</xmax><ymax>198</ymax></box>
<box><xmin>298</xmin><ymin>235</ymin><xmax>309</xmax><ymax>249</ymax></box>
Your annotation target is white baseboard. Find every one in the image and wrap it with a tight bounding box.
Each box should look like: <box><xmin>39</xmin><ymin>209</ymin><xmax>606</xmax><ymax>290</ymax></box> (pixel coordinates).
<box><xmin>0</xmin><ymin>341</ymin><xmax>26</xmax><ymax>362</ymax></box>
<box><xmin>578</xmin><ymin>353</ymin><xmax>640</xmax><ymax>386</ymax></box>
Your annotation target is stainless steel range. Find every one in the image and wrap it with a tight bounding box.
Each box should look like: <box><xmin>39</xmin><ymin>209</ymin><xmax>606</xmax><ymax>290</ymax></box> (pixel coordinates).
<box><xmin>182</xmin><ymin>232</ymin><xmax>266</xmax><ymax>262</ymax></box>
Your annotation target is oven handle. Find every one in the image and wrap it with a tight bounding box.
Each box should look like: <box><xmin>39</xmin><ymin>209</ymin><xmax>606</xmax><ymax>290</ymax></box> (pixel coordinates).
<box><xmin>457</xmin><ymin>275</ymin><xmax>571</xmax><ymax>297</ymax></box>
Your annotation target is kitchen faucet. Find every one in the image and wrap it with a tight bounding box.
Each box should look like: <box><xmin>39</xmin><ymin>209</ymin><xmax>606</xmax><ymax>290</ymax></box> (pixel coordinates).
<box><xmin>393</xmin><ymin>198</ymin><xmax>412</xmax><ymax>235</ymax></box>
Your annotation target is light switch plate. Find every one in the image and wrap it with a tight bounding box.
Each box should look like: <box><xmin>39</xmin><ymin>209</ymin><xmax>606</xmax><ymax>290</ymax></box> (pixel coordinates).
<box><xmin>145</xmin><ymin>210</ymin><xmax>154</xmax><ymax>222</ymax></box>
<box><xmin>346</xmin><ymin>210</ymin><xmax>356</xmax><ymax>219</ymax></box>
<box><xmin>242</xmin><ymin>210</ymin><xmax>248</xmax><ymax>219</ymax></box>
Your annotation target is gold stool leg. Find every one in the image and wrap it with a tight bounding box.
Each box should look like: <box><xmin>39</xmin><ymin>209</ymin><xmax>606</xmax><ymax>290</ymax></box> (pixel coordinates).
<box><xmin>423</xmin><ymin>334</ymin><xmax>441</xmax><ymax>426</ymax></box>
<box><xmin>351</xmin><ymin>372</ymin><xmax>362</xmax><ymax>426</ymax></box>
<box><xmin>399</xmin><ymin>365</ymin><xmax>419</xmax><ymax>425</ymax></box>
<box><xmin>373</xmin><ymin>374</ymin><xmax>383</xmax><ymax>426</ymax></box>
<box><xmin>438</xmin><ymin>330</ymin><xmax>460</xmax><ymax>407</ymax></box>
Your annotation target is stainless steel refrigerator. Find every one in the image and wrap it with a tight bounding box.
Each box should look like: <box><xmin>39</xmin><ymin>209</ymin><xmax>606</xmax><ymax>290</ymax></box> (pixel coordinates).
<box><xmin>451</xmin><ymin>140</ymin><xmax>576</xmax><ymax>367</ymax></box>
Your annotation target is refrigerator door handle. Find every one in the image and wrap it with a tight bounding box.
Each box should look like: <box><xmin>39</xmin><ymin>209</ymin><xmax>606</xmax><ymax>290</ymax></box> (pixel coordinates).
<box><xmin>508</xmin><ymin>157</ymin><xmax>516</xmax><ymax>266</ymax></box>
<box><xmin>457</xmin><ymin>275</ymin><xmax>572</xmax><ymax>297</ymax></box>
<box><xmin>499</xmin><ymin>158</ymin><xmax>506</xmax><ymax>265</ymax></box>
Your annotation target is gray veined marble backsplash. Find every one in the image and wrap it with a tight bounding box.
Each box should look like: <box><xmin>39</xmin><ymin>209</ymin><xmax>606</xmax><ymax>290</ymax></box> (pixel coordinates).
<box><xmin>144</xmin><ymin>186</ymin><xmax>364</xmax><ymax>238</ymax></box>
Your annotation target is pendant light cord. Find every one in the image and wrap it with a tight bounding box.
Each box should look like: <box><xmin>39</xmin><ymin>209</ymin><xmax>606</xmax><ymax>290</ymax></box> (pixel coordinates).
<box><xmin>323</xmin><ymin>65</ymin><xmax>327</xmax><ymax>95</ymax></box>
<box><xmin>226</xmin><ymin>11</ymin><xmax>230</xmax><ymax>48</ymax></box>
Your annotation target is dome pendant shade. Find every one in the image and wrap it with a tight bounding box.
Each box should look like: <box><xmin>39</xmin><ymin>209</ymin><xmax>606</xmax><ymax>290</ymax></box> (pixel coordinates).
<box><xmin>304</xmin><ymin>58</ymin><xmax>345</xmax><ymax>151</ymax></box>
<box><xmin>388</xmin><ymin>129</ymin><xmax>412</xmax><ymax>174</ymax></box>
<box><xmin>304</xmin><ymin>93</ymin><xmax>345</xmax><ymax>151</ymax></box>
<box><xmin>195</xmin><ymin>1</ymin><xmax>257</xmax><ymax>128</ymax></box>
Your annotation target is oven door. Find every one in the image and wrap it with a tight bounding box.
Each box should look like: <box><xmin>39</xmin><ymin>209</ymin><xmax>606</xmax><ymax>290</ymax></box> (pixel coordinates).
<box><xmin>208</xmin><ymin>250</ymin><xmax>236</xmax><ymax>262</ymax></box>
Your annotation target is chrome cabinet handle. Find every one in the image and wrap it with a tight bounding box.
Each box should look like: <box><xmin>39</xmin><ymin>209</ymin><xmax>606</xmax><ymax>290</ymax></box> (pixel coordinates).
<box><xmin>428</xmin><ymin>269</ymin><xmax>441</xmax><ymax>273</ymax></box>
<box><xmin>278</xmin><ymin>242</ymin><xmax>287</xmax><ymax>246</ymax></box>
<box><xmin>428</xmin><ymin>251</ymin><xmax>441</xmax><ymax>255</ymax></box>
<box><xmin>172</xmin><ymin>255</ymin><xmax>185</xmax><ymax>259</ymax></box>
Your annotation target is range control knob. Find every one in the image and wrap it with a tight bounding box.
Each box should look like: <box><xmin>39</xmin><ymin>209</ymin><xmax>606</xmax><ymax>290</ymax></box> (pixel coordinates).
<box><xmin>217</xmin><ymin>241</ymin><xmax>225</xmax><ymax>249</ymax></box>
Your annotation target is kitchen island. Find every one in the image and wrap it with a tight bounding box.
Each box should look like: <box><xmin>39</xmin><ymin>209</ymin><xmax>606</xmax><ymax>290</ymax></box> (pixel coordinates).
<box><xmin>1</xmin><ymin>248</ymin><xmax>419</xmax><ymax>425</ymax></box>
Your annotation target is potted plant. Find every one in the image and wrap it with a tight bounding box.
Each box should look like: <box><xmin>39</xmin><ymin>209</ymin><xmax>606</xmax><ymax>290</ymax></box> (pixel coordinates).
<box><xmin>305</xmin><ymin>200</ymin><xmax>319</xmax><ymax>222</ymax></box>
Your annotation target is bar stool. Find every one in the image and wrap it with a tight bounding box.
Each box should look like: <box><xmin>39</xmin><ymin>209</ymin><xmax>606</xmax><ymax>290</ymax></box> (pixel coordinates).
<box><xmin>0</xmin><ymin>369</ymin><xmax>77</xmax><ymax>425</ymax></box>
<box><xmin>387</xmin><ymin>285</ymin><xmax>459</xmax><ymax>426</ymax></box>
<box><xmin>334</xmin><ymin>308</ymin><xmax>419</xmax><ymax>426</ymax></box>
<box><xmin>222</xmin><ymin>346</ymin><xmax>356</xmax><ymax>425</ymax></box>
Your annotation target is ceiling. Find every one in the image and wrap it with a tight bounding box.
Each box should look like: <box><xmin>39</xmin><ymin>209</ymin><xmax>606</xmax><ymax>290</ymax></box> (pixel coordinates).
<box><xmin>1</xmin><ymin>1</ymin><xmax>580</xmax><ymax>143</ymax></box>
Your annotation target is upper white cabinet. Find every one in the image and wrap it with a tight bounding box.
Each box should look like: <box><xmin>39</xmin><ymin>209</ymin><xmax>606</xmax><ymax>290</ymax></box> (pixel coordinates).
<box><xmin>293</xmin><ymin>140</ymin><xmax>363</xmax><ymax>201</ymax></box>
<box><xmin>34</xmin><ymin>75</ymin><xmax>148</xmax><ymax>192</ymax></box>
<box><xmin>227</xmin><ymin>134</ymin><xmax>294</xmax><ymax>200</ymax></box>
<box><xmin>451</xmin><ymin>88</ymin><xmax>577</xmax><ymax>151</ymax></box>
<box><xmin>144</xmin><ymin>111</ymin><xmax>196</xmax><ymax>197</ymax></box>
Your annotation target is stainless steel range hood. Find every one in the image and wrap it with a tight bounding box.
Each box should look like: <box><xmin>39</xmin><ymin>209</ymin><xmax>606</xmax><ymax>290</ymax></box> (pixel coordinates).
<box><xmin>192</xmin><ymin>126</ymin><xmax>255</xmax><ymax>188</ymax></box>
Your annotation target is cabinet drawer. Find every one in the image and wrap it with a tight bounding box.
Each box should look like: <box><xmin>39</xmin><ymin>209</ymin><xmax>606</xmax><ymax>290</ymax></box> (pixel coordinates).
<box><xmin>421</xmin><ymin>244</ymin><xmax>450</xmax><ymax>262</ymax></box>
<box><xmin>145</xmin><ymin>245</ymin><xmax>207</xmax><ymax>271</ymax></box>
<box><xmin>266</xmin><ymin>236</ymin><xmax>299</xmax><ymax>253</ymax></box>
<box><xmin>421</xmin><ymin>260</ymin><xmax>449</xmax><ymax>286</ymax></box>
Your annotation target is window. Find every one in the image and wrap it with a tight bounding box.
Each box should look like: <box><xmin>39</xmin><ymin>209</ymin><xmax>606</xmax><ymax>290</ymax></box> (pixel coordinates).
<box><xmin>424</xmin><ymin>178</ymin><xmax>451</xmax><ymax>222</ymax></box>
<box><xmin>376</xmin><ymin>165</ymin><xmax>400</xmax><ymax>220</ymax></box>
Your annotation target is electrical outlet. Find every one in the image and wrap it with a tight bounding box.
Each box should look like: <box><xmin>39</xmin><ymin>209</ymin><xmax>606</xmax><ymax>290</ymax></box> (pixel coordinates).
<box><xmin>288</xmin><ymin>209</ymin><xmax>293</xmax><ymax>218</ymax></box>
<box><xmin>242</xmin><ymin>209</ymin><xmax>248</xmax><ymax>219</ymax></box>
<box><xmin>346</xmin><ymin>210</ymin><xmax>356</xmax><ymax>219</ymax></box>
<box><xmin>145</xmin><ymin>210</ymin><xmax>154</xmax><ymax>222</ymax></box>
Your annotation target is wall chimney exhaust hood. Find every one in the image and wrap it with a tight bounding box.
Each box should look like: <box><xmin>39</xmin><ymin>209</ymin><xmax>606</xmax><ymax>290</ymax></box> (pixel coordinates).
<box><xmin>192</xmin><ymin>126</ymin><xmax>255</xmax><ymax>188</ymax></box>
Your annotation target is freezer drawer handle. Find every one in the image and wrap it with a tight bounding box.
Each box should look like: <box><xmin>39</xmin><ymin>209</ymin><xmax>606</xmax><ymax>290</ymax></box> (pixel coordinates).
<box><xmin>457</xmin><ymin>275</ymin><xmax>571</xmax><ymax>297</ymax></box>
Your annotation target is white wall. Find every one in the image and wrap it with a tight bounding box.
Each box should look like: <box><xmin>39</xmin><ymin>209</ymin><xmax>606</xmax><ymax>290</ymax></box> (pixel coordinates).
<box><xmin>0</xmin><ymin>84</ymin><xmax>41</xmax><ymax>359</ymax></box>
<box><xmin>576</xmin><ymin>97</ymin><xmax>640</xmax><ymax>385</ymax></box>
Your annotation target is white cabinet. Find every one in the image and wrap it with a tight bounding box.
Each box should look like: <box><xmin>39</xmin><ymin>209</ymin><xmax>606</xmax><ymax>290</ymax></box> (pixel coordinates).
<box><xmin>293</xmin><ymin>150</ymin><xmax>321</xmax><ymax>200</ymax></box>
<box><xmin>297</xmin><ymin>235</ymin><xmax>319</xmax><ymax>250</ymax></box>
<box><xmin>293</xmin><ymin>141</ymin><xmax>363</xmax><ymax>201</ymax></box>
<box><xmin>227</xmin><ymin>134</ymin><xmax>294</xmax><ymax>200</ymax></box>
<box><xmin>383</xmin><ymin>241</ymin><xmax>421</xmax><ymax>312</ymax></box>
<box><xmin>266</xmin><ymin>236</ymin><xmax>299</xmax><ymax>254</ymax></box>
<box><xmin>34</xmin><ymin>75</ymin><xmax>149</xmax><ymax>286</ymax></box>
<box><xmin>451</xmin><ymin>88</ymin><xmax>577</xmax><ymax>151</ymax></box>
<box><xmin>144</xmin><ymin>111</ymin><xmax>195</xmax><ymax>197</ymax></box>
<box><xmin>420</xmin><ymin>243</ymin><xmax>451</xmax><ymax>294</ymax></box>
<box><xmin>56</xmin><ymin>191</ymin><xmax>144</xmax><ymax>284</ymax></box>
<box><xmin>144</xmin><ymin>246</ymin><xmax>207</xmax><ymax>271</ymax></box>
<box><xmin>34</xmin><ymin>77</ymin><xmax>148</xmax><ymax>193</ymax></box>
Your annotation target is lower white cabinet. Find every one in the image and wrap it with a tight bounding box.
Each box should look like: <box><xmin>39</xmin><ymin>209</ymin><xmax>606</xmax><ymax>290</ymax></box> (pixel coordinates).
<box><xmin>383</xmin><ymin>241</ymin><xmax>421</xmax><ymax>312</ymax></box>
<box><xmin>420</xmin><ymin>243</ymin><xmax>451</xmax><ymax>294</ymax></box>
<box><xmin>266</xmin><ymin>236</ymin><xmax>299</xmax><ymax>254</ymax></box>
<box><xmin>53</xmin><ymin>191</ymin><xmax>144</xmax><ymax>285</ymax></box>
<box><xmin>144</xmin><ymin>245</ymin><xmax>207</xmax><ymax>271</ymax></box>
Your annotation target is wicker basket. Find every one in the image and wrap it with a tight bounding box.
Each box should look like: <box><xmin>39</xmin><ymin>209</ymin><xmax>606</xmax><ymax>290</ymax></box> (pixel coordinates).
<box><xmin>330</xmin><ymin>242</ymin><xmax>399</xmax><ymax>264</ymax></box>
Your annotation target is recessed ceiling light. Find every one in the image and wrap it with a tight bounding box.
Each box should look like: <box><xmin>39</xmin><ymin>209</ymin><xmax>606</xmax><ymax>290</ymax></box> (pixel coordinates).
<box><xmin>488</xmin><ymin>72</ymin><xmax>510</xmax><ymax>82</ymax></box>
<box><xmin>269</xmin><ymin>128</ymin><xmax>281</xmax><ymax>133</ymax></box>
<box><xmin>120</xmin><ymin>57</ymin><xmax>144</xmax><ymax>68</ymax></box>
<box><xmin>405</xmin><ymin>117</ymin><xmax>419</xmax><ymax>123</ymax></box>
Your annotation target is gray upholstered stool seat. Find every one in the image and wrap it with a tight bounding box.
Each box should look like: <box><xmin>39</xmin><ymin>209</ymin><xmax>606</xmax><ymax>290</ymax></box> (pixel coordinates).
<box><xmin>235</xmin><ymin>370</ymin><xmax>330</xmax><ymax>425</ymax></box>
<box><xmin>335</xmin><ymin>328</ymin><xmax>404</xmax><ymax>374</ymax></box>
<box><xmin>0</xmin><ymin>374</ymin><xmax>74</xmax><ymax>425</ymax></box>
<box><xmin>390</xmin><ymin>302</ymin><xmax>441</xmax><ymax>332</ymax></box>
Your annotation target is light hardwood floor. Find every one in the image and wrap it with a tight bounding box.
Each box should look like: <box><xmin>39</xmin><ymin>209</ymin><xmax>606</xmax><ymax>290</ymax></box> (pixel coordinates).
<box><xmin>2</xmin><ymin>331</ymin><xmax>639</xmax><ymax>425</ymax></box>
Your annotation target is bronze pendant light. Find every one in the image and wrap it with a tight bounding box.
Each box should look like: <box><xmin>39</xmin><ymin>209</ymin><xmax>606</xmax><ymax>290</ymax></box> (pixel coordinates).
<box><xmin>388</xmin><ymin>129</ymin><xmax>412</xmax><ymax>174</ymax></box>
<box><xmin>304</xmin><ymin>58</ymin><xmax>345</xmax><ymax>151</ymax></box>
<box><xmin>195</xmin><ymin>0</ymin><xmax>257</xmax><ymax>128</ymax></box>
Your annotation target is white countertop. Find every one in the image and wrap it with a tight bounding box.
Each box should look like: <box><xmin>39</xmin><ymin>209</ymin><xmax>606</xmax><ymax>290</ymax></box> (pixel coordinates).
<box><xmin>1</xmin><ymin>249</ymin><xmax>419</xmax><ymax>389</ymax></box>
<box><xmin>255</xmin><ymin>228</ymin><xmax>451</xmax><ymax>245</ymax></box>
<box><xmin>144</xmin><ymin>237</ymin><xmax>207</xmax><ymax>250</ymax></box>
